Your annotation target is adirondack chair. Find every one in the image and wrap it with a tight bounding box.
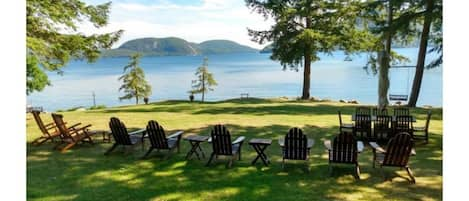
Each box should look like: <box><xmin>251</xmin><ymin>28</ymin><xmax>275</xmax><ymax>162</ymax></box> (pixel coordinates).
<box><xmin>394</xmin><ymin>107</ymin><xmax>410</xmax><ymax>116</ymax></box>
<box><xmin>324</xmin><ymin>132</ymin><xmax>363</xmax><ymax>179</ymax></box>
<box><xmin>142</xmin><ymin>120</ymin><xmax>184</xmax><ymax>159</ymax></box>
<box><xmin>353</xmin><ymin>114</ymin><xmax>372</xmax><ymax>140</ymax></box>
<box><xmin>338</xmin><ymin>111</ymin><xmax>354</xmax><ymax>133</ymax></box>
<box><xmin>373</xmin><ymin>115</ymin><xmax>393</xmax><ymax>141</ymax></box>
<box><xmin>394</xmin><ymin>115</ymin><xmax>414</xmax><ymax>137</ymax></box>
<box><xmin>282</xmin><ymin>127</ymin><xmax>310</xmax><ymax>170</ymax></box>
<box><xmin>51</xmin><ymin>113</ymin><xmax>95</xmax><ymax>152</ymax></box>
<box><xmin>105</xmin><ymin>117</ymin><xmax>145</xmax><ymax>155</ymax></box>
<box><xmin>356</xmin><ymin>107</ymin><xmax>371</xmax><ymax>115</ymax></box>
<box><xmin>373</xmin><ymin>107</ymin><xmax>388</xmax><ymax>116</ymax></box>
<box><xmin>370</xmin><ymin>132</ymin><xmax>416</xmax><ymax>183</ymax></box>
<box><xmin>30</xmin><ymin>111</ymin><xmax>61</xmax><ymax>145</ymax></box>
<box><xmin>413</xmin><ymin>110</ymin><xmax>432</xmax><ymax>144</ymax></box>
<box><xmin>206</xmin><ymin>124</ymin><xmax>245</xmax><ymax>168</ymax></box>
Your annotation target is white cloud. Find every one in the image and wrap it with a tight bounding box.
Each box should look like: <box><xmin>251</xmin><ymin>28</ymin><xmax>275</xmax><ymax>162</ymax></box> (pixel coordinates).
<box><xmin>80</xmin><ymin>0</ymin><xmax>274</xmax><ymax>49</ymax></box>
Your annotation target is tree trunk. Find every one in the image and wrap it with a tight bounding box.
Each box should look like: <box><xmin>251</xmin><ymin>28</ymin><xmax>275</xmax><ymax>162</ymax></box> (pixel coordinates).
<box><xmin>408</xmin><ymin>0</ymin><xmax>434</xmax><ymax>107</ymax></box>
<box><xmin>135</xmin><ymin>88</ymin><xmax>139</xmax><ymax>105</ymax></box>
<box><xmin>301</xmin><ymin>17</ymin><xmax>312</xmax><ymax>100</ymax></box>
<box><xmin>378</xmin><ymin>1</ymin><xmax>393</xmax><ymax>108</ymax></box>
<box><xmin>202</xmin><ymin>72</ymin><xmax>205</xmax><ymax>102</ymax></box>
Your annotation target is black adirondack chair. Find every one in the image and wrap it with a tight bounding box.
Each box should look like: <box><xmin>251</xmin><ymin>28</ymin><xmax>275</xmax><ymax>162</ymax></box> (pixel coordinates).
<box><xmin>356</xmin><ymin>107</ymin><xmax>371</xmax><ymax>115</ymax></box>
<box><xmin>338</xmin><ymin>111</ymin><xmax>354</xmax><ymax>133</ymax></box>
<box><xmin>394</xmin><ymin>107</ymin><xmax>410</xmax><ymax>116</ymax></box>
<box><xmin>324</xmin><ymin>132</ymin><xmax>363</xmax><ymax>179</ymax></box>
<box><xmin>51</xmin><ymin>113</ymin><xmax>95</xmax><ymax>152</ymax></box>
<box><xmin>394</xmin><ymin>115</ymin><xmax>414</xmax><ymax>137</ymax></box>
<box><xmin>413</xmin><ymin>110</ymin><xmax>432</xmax><ymax>144</ymax></box>
<box><xmin>370</xmin><ymin>132</ymin><xmax>416</xmax><ymax>183</ymax></box>
<box><xmin>353</xmin><ymin>114</ymin><xmax>372</xmax><ymax>140</ymax></box>
<box><xmin>142</xmin><ymin>120</ymin><xmax>183</xmax><ymax>159</ymax></box>
<box><xmin>105</xmin><ymin>117</ymin><xmax>145</xmax><ymax>155</ymax></box>
<box><xmin>30</xmin><ymin>111</ymin><xmax>61</xmax><ymax>145</ymax></box>
<box><xmin>206</xmin><ymin>124</ymin><xmax>245</xmax><ymax>168</ymax></box>
<box><xmin>282</xmin><ymin>127</ymin><xmax>310</xmax><ymax>169</ymax></box>
<box><xmin>374</xmin><ymin>115</ymin><xmax>393</xmax><ymax>141</ymax></box>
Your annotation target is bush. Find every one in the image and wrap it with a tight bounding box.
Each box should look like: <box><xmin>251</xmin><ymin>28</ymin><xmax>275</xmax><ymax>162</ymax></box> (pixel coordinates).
<box><xmin>89</xmin><ymin>105</ymin><xmax>106</xmax><ymax>110</ymax></box>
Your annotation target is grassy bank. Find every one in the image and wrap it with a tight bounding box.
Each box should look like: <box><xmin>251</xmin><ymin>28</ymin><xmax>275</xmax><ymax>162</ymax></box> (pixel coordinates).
<box><xmin>27</xmin><ymin>98</ymin><xmax>442</xmax><ymax>201</ymax></box>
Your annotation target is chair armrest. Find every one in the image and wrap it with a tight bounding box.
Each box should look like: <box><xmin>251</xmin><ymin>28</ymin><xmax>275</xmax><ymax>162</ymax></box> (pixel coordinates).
<box><xmin>167</xmin><ymin>130</ymin><xmax>184</xmax><ymax>139</ymax></box>
<box><xmin>369</xmin><ymin>142</ymin><xmax>386</xmax><ymax>154</ymax></box>
<box><xmin>69</xmin><ymin>124</ymin><xmax>92</xmax><ymax>134</ymax></box>
<box><xmin>411</xmin><ymin>148</ymin><xmax>416</xmax><ymax>156</ymax></box>
<box><xmin>324</xmin><ymin>140</ymin><xmax>332</xmax><ymax>151</ymax></box>
<box><xmin>357</xmin><ymin>141</ymin><xmax>364</xmax><ymax>153</ymax></box>
<box><xmin>232</xmin><ymin>136</ymin><xmax>245</xmax><ymax>144</ymax></box>
<box><xmin>129</xmin><ymin>128</ymin><xmax>146</xmax><ymax>136</ymax></box>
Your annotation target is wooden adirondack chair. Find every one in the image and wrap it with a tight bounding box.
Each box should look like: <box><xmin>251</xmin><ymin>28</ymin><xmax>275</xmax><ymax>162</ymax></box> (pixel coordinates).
<box><xmin>353</xmin><ymin>114</ymin><xmax>372</xmax><ymax>140</ymax></box>
<box><xmin>370</xmin><ymin>132</ymin><xmax>416</xmax><ymax>183</ymax></box>
<box><xmin>142</xmin><ymin>120</ymin><xmax>183</xmax><ymax>159</ymax></box>
<box><xmin>282</xmin><ymin>127</ymin><xmax>310</xmax><ymax>170</ymax></box>
<box><xmin>105</xmin><ymin>117</ymin><xmax>145</xmax><ymax>155</ymax></box>
<box><xmin>51</xmin><ymin>113</ymin><xmax>95</xmax><ymax>152</ymax></box>
<box><xmin>324</xmin><ymin>132</ymin><xmax>364</xmax><ymax>179</ymax></box>
<box><xmin>374</xmin><ymin>115</ymin><xmax>393</xmax><ymax>142</ymax></box>
<box><xmin>206</xmin><ymin>124</ymin><xmax>245</xmax><ymax>168</ymax></box>
<box><xmin>413</xmin><ymin>110</ymin><xmax>432</xmax><ymax>144</ymax></box>
<box><xmin>394</xmin><ymin>115</ymin><xmax>414</xmax><ymax>137</ymax></box>
<box><xmin>30</xmin><ymin>111</ymin><xmax>61</xmax><ymax>145</ymax></box>
<box><xmin>338</xmin><ymin>111</ymin><xmax>354</xmax><ymax>133</ymax></box>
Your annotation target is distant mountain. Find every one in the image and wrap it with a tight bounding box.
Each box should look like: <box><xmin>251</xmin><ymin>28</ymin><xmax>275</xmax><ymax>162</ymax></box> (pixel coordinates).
<box><xmin>102</xmin><ymin>37</ymin><xmax>258</xmax><ymax>57</ymax></box>
<box><xmin>260</xmin><ymin>44</ymin><xmax>273</xmax><ymax>53</ymax></box>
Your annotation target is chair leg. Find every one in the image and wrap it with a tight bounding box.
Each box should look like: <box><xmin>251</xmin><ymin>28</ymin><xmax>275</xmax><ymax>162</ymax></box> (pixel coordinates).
<box><xmin>328</xmin><ymin>161</ymin><xmax>332</xmax><ymax>175</ymax></box>
<box><xmin>355</xmin><ymin>163</ymin><xmax>361</xmax><ymax>180</ymax></box>
<box><xmin>227</xmin><ymin>156</ymin><xmax>234</xmax><ymax>168</ymax></box>
<box><xmin>406</xmin><ymin>167</ymin><xmax>416</xmax><ymax>184</ymax></box>
<box><xmin>282</xmin><ymin>158</ymin><xmax>285</xmax><ymax>170</ymax></box>
<box><xmin>60</xmin><ymin>142</ymin><xmax>77</xmax><ymax>153</ymax></box>
<box><xmin>141</xmin><ymin>147</ymin><xmax>154</xmax><ymax>159</ymax></box>
<box><xmin>206</xmin><ymin>153</ymin><xmax>215</xmax><ymax>166</ymax></box>
<box><xmin>104</xmin><ymin>143</ymin><xmax>118</xmax><ymax>155</ymax></box>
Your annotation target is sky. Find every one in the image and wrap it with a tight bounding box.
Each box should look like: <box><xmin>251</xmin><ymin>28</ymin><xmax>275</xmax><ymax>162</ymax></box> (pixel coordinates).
<box><xmin>81</xmin><ymin>0</ymin><xmax>274</xmax><ymax>49</ymax></box>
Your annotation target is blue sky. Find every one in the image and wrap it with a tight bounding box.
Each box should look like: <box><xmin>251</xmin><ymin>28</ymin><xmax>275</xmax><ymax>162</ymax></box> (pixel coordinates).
<box><xmin>81</xmin><ymin>0</ymin><xmax>274</xmax><ymax>49</ymax></box>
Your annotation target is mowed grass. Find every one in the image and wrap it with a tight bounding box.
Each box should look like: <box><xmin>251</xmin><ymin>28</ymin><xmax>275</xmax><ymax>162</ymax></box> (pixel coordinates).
<box><xmin>26</xmin><ymin>98</ymin><xmax>442</xmax><ymax>201</ymax></box>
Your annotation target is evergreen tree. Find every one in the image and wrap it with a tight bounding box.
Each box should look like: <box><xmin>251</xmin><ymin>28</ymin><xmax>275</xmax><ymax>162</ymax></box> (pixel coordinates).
<box><xmin>26</xmin><ymin>0</ymin><xmax>123</xmax><ymax>94</ymax></box>
<box><xmin>190</xmin><ymin>57</ymin><xmax>217</xmax><ymax>102</ymax></box>
<box><xmin>246</xmin><ymin>0</ymin><xmax>370</xmax><ymax>99</ymax></box>
<box><xmin>118</xmin><ymin>54</ymin><xmax>152</xmax><ymax>105</ymax></box>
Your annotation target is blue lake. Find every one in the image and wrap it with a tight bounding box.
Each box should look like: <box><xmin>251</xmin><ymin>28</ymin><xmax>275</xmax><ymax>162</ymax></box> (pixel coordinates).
<box><xmin>27</xmin><ymin>48</ymin><xmax>442</xmax><ymax>111</ymax></box>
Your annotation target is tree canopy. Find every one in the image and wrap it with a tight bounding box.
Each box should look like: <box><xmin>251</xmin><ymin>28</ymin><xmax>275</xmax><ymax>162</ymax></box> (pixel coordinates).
<box><xmin>26</xmin><ymin>0</ymin><xmax>123</xmax><ymax>94</ymax></box>
<box><xmin>118</xmin><ymin>53</ymin><xmax>152</xmax><ymax>105</ymax></box>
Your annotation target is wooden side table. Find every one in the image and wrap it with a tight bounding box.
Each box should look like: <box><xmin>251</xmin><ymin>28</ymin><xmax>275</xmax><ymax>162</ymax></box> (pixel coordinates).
<box><xmin>89</xmin><ymin>130</ymin><xmax>112</xmax><ymax>143</ymax></box>
<box><xmin>184</xmin><ymin>135</ymin><xmax>209</xmax><ymax>160</ymax></box>
<box><xmin>249</xmin><ymin>138</ymin><xmax>272</xmax><ymax>166</ymax></box>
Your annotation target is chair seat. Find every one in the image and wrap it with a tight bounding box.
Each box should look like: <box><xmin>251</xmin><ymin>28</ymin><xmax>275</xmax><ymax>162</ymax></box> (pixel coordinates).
<box><xmin>413</xmin><ymin>127</ymin><xmax>426</xmax><ymax>131</ymax></box>
<box><xmin>167</xmin><ymin>138</ymin><xmax>178</xmax><ymax>149</ymax></box>
<box><xmin>129</xmin><ymin>135</ymin><xmax>142</xmax><ymax>144</ymax></box>
<box><xmin>341</xmin><ymin>123</ymin><xmax>354</xmax><ymax>128</ymax></box>
<box><xmin>231</xmin><ymin>143</ymin><xmax>240</xmax><ymax>155</ymax></box>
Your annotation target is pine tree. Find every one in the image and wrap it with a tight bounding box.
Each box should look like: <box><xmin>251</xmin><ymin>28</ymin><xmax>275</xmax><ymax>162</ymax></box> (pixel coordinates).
<box><xmin>26</xmin><ymin>0</ymin><xmax>123</xmax><ymax>94</ymax></box>
<box><xmin>190</xmin><ymin>57</ymin><xmax>217</xmax><ymax>102</ymax></box>
<box><xmin>246</xmin><ymin>0</ymin><xmax>370</xmax><ymax>99</ymax></box>
<box><xmin>118</xmin><ymin>54</ymin><xmax>152</xmax><ymax>105</ymax></box>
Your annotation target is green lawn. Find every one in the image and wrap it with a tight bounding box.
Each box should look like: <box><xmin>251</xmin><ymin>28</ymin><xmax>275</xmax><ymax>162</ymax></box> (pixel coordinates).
<box><xmin>27</xmin><ymin>98</ymin><xmax>442</xmax><ymax>201</ymax></box>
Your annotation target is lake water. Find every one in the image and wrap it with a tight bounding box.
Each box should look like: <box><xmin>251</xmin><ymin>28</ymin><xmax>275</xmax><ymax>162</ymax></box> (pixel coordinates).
<box><xmin>27</xmin><ymin>48</ymin><xmax>442</xmax><ymax>111</ymax></box>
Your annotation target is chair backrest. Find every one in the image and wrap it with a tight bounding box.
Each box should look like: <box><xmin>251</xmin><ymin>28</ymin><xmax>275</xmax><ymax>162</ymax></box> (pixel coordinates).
<box><xmin>373</xmin><ymin>107</ymin><xmax>388</xmax><ymax>116</ymax></box>
<box><xmin>330</xmin><ymin>132</ymin><xmax>357</xmax><ymax>163</ymax></box>
<box><xmin>338</xmin><ymin>111</ymin><xmax>343</xmax><ymax>125</ymax></box>
<box><xmin>51</xmin><ymin>113</ymin><xmax>70</xmax><ymax>138</ymax></box>
<box><xmin>211</xmin><ymin>124</ymin><xmax>233</xmax><ymax>155</ymax></box>
<box><xmin>395</xmin><ymin>115</ymin><xmax>413</xmax><ymax>133</ymax></box>
<box><xmin>32</xmin><ymin>110</ymin><xmax>49</xmax><ymax>135</ymax></box>
<box><xmin>355</xmin><ymin>114</ymin><xmax>371</xmax><ymax>130</ymax></box>
<box><xmin>356</xmin><ymin>107</ymin><xmax>371</xmax><ymax>115</ymax></box>
<box><xmin>109</xmin><ymin>117</ymin><xmax>132</xmax><ymax>145</ymax></box>
<box><xmin>383</xmin><ymin>132</ymin><xmax>413</xmax><ymax>167</ymax></box>
<box><xmin>284</xmin><ymin>127</ymin><xmax>308</xmax><ymax>160</ymax></box>
<box><xmin>146</xmin><ymin>120</ymin><xmax>168</xmax><ymax>149</ymax></box>
<box><xmin>394</xmin><ymin>107</ymin><xmax>410</xmax><ymax>116</ymax></box>
<box><xmin>424</xmin><ymin>110</ymin><xmax>432</xmax><ymax>131</ymax></box>
<box><xmin>374</xmin><ymin>115</ymin><xmax>392</xmax><ymax>129</ymax></box>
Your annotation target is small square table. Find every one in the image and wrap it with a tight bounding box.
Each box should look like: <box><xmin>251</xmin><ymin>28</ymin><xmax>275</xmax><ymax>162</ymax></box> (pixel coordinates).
<box><xmin>249</xmin><ymin>138</ymin><xmax>272</xmax><ymax>166</ymax></box>
<box><xmin>184</xmin><ymin>135</ymin><xmax>209</xmax><ymax>160</ymax></box>
<box><xmin>88</xmin><ymin>130</ymin><xmax>112</xmax><ymax>143</ymax></box>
